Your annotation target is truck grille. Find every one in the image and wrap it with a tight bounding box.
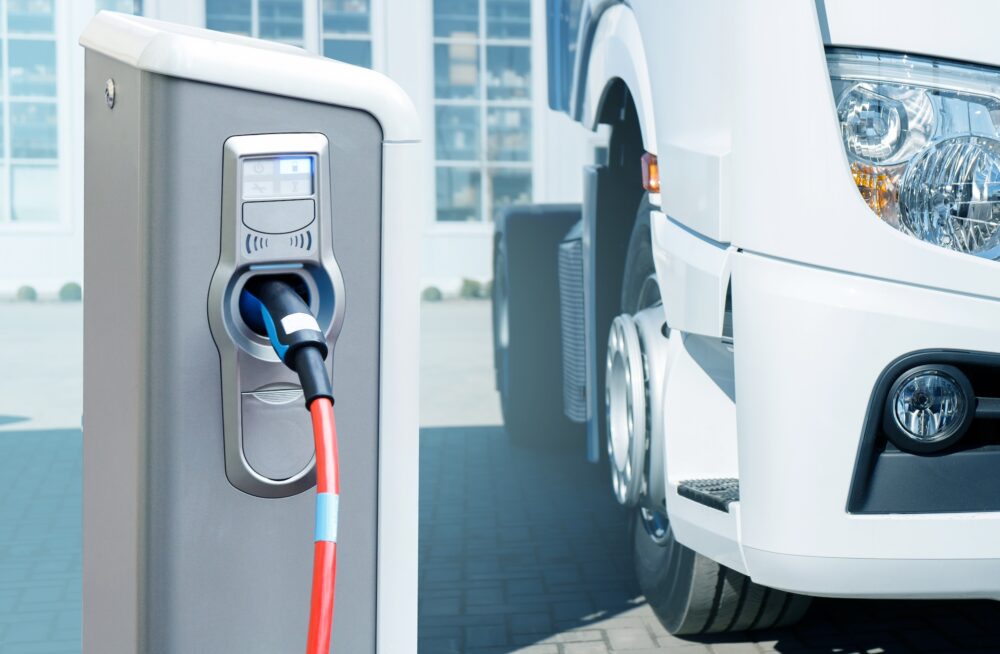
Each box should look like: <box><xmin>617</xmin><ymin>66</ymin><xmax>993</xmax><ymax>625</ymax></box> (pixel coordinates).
<box><xmin>558</xmin><ymin>236</ymin><xmax>587</xmax><ymax>423</ymax></box>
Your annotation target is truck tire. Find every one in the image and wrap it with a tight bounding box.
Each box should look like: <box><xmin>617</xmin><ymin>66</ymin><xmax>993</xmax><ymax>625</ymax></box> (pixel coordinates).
<box><xmin>622</xmin><ymin>198</ymin><xmax>811</xmax><ymax>635</ymax></box>
<box><xmin>493</xmin><ymin>206</ymin><xmax>583</xmax><ymax>445</ymax></box>
<box><xmin>633</xmin><ymin>513</ymin><xmax>810</xmax><ymax>635</ymax></box>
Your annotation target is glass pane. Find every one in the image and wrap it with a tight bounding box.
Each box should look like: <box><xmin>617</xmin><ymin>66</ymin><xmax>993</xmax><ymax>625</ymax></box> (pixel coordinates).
<box><xmin>487</xmin><ymin>107</ymin><xmax>530</xmax><ymax>161</ymax></box>
<box><xmin>322</xmin><ymin>0</ymin><xmax>370</xmax><ymax>34</ymax></box>
<box><xmin>10</xmin><ymin>102</ymin><xmax>56</xmax><ymax>158</ymax></box>
<box><xmin>435</xmin><ymin>43</ymin><xmax>479</xmax><ymax>100</ymax></box>
<box><xmin>323</xmin><ymin>38</ymin><xmax>372</xmax><ymax>68</ymax></box>
<box><xmin>9</xmin><ymin>40</ymin><xmax>56</xmax><ymax>97</ymax></box>
<box><xmin>486</xmin><ymin>45</ymin><xmax>530</xmax><ymax>100</ymax></box>
<box><xmin>434</xmin><ymin>0</ymin><xmax>479</xmax><ymax>39</ymax></box>
<box><xmin>436</xmin><ymin>167</ymin><xmax>481</xmax><ymax>221</ymax></box>
<box><xmin>7</xmin><ymin>0</ymin><xmax>54</xmax><ymax>34</ymax></box>
<box><xmin>206</xmin><ymin>0</ymin><xmax>252</xmax><ymax>36</ymax></box>
<box><xmin>12</xmin><ymin>165</ymin><xmax>58</xmax><ymax>222</ymax></box>
<box><xmin>488</xmin><ymin>168</ymin><xmax>531</xmax><ymax>221</ymax></box>
<box><xmin>95</xmin><ymin>0</ymin><xmax>143</xmax><ymax>13</ymax></box>
<box><xmin>259</xmin><ymin>0</ymin><xmax>304</xmax><ymax>44</ymax></box>
<box><xmin>436</xmin><ymin>106</ymin><xmax>480</xmax><ymax>161</ymax></box>
<box><xmin>486</xmin><ymin>0</ymin><xmax>530</xmax><ymax>39</ymax></box>
<box><xmin>547</xmin><ymin>0</ymin><xmax>584</xmax><ymax>112</ymax></box>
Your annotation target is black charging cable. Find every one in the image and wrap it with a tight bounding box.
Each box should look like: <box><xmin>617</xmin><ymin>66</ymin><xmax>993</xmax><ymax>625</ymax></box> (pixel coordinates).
<box><xmin>240</xmin><ymin>278</ymin><xmax>333</xmax><ymax>407</ymax></box>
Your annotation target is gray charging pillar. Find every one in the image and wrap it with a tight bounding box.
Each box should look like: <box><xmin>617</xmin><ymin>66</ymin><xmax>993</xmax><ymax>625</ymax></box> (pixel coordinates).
<box><xmin>81</xmin><ymin>13</ymin><xmax>420</xmax><ymax>653</ymax></box>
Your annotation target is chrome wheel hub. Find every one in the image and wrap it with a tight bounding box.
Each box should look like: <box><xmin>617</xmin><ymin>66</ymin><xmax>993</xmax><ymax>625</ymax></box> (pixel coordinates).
<box><xmin>606</xmin><ymin>305</ymin><xmax>670</xmax><ymax>513</ymax></box>
<box><xmin>606</xmin><ymin>314</ymin><xmax>647</xmax><ymax>506</ymax></box>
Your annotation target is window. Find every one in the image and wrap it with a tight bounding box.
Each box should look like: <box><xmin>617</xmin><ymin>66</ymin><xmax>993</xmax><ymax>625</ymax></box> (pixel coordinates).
<box><xmin>205</xmin><ymin>0</ymin><xmax>251</xmax><ymax>35</ymax></box>
<box><xmin>205</xmin><ymin>1</ymin><xmax>374</xmax><ymax>68</ymax></box>
<box><xmin>322</xmin><ymin>0</ymin><xmax>371</xmax><ymax>68</ymax></box>
<box><xmin>544</xmin><ymin>0</ymin><xmax>583</xmax><ymax>112</ymax></box>
<box><xmin>95</xmin><ymin>0</ymin><xmax>144</xmax><ymax>12</ymax></box>
<box><xmin>0</xmin><ymin>0</ymin><xmax>58</xmax><ymax>224</ymax></box>
<box><xmin>259</xmin><ymin>0</ymin><xmax>304</xmax><ymax>43</ymax></box>
<box><xmin>206</xmin><ymin>0</ymin><xmax>305</xmax><ymax>46</ymax></box>
<box><xmin>433</xmin><ymin>0</ymin><xmax>532</xmax><ymax>222</ymax></box>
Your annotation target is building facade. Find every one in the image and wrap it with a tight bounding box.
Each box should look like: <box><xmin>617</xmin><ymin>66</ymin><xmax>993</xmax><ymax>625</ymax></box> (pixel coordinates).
<box><xmin>0</xmin><ymin>0</ymin><xmax>588</xmax><ymax>297</ymax></box>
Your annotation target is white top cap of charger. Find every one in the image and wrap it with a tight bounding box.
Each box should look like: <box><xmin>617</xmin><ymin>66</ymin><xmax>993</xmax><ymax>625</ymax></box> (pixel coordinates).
<box><xmin>79</xmin><ymin>11</ymin><xmax>420</xmax><ymax>143</ymax></box>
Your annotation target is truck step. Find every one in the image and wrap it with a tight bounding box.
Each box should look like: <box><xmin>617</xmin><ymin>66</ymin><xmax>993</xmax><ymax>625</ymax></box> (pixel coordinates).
<box><xmin>678</xmin><ymin>478</ymin><xmax>740</xmax><ymax>512</ymax></box>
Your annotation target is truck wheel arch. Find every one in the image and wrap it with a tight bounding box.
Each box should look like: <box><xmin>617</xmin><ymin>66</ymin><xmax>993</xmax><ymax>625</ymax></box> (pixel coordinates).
<box><xmin>579</xmin><ymin>3</ymin><xmax>658</xmax><ymax>154</ymax></box>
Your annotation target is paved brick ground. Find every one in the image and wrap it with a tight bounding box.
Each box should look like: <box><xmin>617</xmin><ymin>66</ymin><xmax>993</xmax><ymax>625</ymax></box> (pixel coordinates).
<box><xmin>418</xmin><ymin>425</ymin><xmax>1000</xmax><ymax>654</ymax></box>
<box><xmin>0</xmin><ymin>429</ymin><xmax>81</xmax><ymax>654</ymax></box>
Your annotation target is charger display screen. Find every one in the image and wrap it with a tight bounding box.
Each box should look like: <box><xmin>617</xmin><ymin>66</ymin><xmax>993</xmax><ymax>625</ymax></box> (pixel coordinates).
<box><xmin>242</xmin><ymin>156</ymin><xmax>314</xmax><ymax>199</ymax></box>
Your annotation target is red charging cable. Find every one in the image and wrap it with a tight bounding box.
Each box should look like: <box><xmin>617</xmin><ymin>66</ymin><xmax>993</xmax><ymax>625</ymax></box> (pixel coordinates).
<box><xmin>306</xmin><ymin>397</ymin><xmax>339</xmax><ymax>654</ymax></box>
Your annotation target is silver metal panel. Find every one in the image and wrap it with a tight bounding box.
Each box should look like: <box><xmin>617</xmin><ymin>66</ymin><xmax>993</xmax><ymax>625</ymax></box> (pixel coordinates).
<box><xmin>82</xmin><ymin>52</ymin><xmax>147</xmax><ymax>654</ymax></box>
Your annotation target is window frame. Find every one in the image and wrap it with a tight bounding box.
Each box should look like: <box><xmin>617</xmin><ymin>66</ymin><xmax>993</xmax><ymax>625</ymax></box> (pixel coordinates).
<box><xmin>0</xmin><ymin>0</ymin><xmax>72</xmax><ymax>234</ymax></box>
<box><xmin>433</xmin><ymin>0</ymin><xmax>532</xmax><ymax>224</ymax></box>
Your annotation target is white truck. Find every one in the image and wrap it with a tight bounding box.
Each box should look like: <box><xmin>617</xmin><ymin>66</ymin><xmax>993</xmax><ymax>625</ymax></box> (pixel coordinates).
<box><xmin>492</xmin><ymin>0</ymin><xmax>1000</xmax><ymax>635</ymax></box>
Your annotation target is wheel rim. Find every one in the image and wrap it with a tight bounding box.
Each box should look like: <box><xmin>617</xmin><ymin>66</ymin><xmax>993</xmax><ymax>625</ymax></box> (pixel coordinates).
<box><xmin>606</xmin><ymin>315</ymin><xmax>646</xmax><ymax>506</ymax></box>
<box><xmin>495</xmin><ymin>261</ymin><xmax>509</xmax><ymax>351</ymax></box>
<box><xmin>640</xmin><ymin>506</ymin><xmax>670</xmax><ymax>544</ymax></box>
<box><xmin>494</xmin><ymin>255</ymin><xmax>511</xmax><ymax>412</ymax></box>
<box><xmin>622</xmin><ymin>273</ymin><xmax>671</xmax><ymax>545</ymax></box>
<box><xmin>632</xmin><ymin>305</ymin><xmax>672</xmax><ymax>547</ymax></box>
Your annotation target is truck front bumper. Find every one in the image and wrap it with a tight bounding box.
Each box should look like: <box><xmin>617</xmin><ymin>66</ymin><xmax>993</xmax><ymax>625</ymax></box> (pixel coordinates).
<box><xmin>734</xmin><ymin>251</ymin><xmax>1000</xmax><ymax>599</ymax></box>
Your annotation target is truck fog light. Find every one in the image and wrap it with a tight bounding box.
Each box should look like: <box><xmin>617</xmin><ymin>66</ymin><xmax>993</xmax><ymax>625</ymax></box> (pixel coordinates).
<box><xmin>883</xmin><ymin>365</ymin><xmax>974</xmax><ymax>453</ymax></box>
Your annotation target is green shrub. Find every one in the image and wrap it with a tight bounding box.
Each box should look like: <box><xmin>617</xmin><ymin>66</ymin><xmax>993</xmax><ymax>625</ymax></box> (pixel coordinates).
<box><xmin>421</xmin><ymin>286</ymin><xmax>443</xmax><ymax>302</ymax></box>
<box><xmin>16</xmin><ymin>285</ymin><xmax>37</xmax><ymax>302</ymax></box>
<box><xmin>459</xmin><ymin>278</ymin><xmax>482</xmax><ymax>299</ymax></box>
<box><xmin>59</xmin><ymin>282</ymin><xmax>82</xmax><ymax>302</ymax></box>
<box><xmin>479</xmin><ymin>280</ymin><xmax>494</xmax><ymax>299</ymax></box>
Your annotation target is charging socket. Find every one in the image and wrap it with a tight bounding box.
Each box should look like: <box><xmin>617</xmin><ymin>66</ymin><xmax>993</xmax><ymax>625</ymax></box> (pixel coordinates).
<box><xmin>226</xmin><ymin>265</ymin><xmax>336</xmax><ymax>362</ymax></box>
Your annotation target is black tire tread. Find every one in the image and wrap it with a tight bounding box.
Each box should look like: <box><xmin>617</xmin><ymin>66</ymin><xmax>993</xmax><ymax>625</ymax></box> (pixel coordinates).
<box><xmin>644</xmin><ymin>544</ymin><xmax>812</xmax><ymax>636</ymax></box>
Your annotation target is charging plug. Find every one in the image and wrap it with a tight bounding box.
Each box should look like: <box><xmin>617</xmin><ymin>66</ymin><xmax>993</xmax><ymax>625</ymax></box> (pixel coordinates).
<box><xmin>241</xmin><ymin>279</ymin><xmax>333</xmax><ymax>407</ymax></box>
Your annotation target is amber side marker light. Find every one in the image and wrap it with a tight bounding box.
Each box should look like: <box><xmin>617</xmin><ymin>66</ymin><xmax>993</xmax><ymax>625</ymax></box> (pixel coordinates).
<box><xmin>641</xmin><ymin>152</ymin><xmax>660</xmax><ymax>193</ymax></box>
<box><xmin>851</xmin><ymin>161</ymin><xmax>899</xmax><ymax>220</ymax></box>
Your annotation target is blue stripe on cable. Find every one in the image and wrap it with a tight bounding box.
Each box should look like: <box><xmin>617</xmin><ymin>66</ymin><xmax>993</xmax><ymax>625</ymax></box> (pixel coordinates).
<box><xmin>260</xmin><ymin>305</ymin><xmax>290</xmax><ymax>362</ymax></box>
<box><xmin>315</xmin><ymin>492</ymin><xmax>339</xmax><ymax>543</ymax></box>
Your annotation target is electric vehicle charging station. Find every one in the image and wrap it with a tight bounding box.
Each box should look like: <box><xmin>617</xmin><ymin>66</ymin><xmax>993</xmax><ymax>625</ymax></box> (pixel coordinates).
<box><xmin>80</xmin><ymin>12</ymin><xmax>420</xmax><ymax>653</ymax></box>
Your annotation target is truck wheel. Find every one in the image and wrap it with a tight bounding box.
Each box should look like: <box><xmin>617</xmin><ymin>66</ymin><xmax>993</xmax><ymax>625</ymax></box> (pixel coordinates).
<box><xmin>633</xmin><ymin>512</ymin><xmax>809</xmax><ymax>635</ymax></box>
<box><xmin>620</xmin><ymin>199</ymin><xmax>810</xmax><ymax>635</ymax></box>
<box><xmin>493</xmin><ymin>206</ymin><xmax>583</xmax><ymax>445</ymax></box>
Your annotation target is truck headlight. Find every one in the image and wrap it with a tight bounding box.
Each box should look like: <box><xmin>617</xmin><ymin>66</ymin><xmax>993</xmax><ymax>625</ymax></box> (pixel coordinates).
<box><xmin>829</xmin><ymin>49</ymin><xmax>1000</xmax><ymax>258</ymax></box>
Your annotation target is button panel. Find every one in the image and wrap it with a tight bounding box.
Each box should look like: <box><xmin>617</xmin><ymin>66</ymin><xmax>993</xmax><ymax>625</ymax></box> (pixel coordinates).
<box><xmin>241</xmin><ymin>155</ymin><xmax>314</xmax><ymax>200</ymax></box>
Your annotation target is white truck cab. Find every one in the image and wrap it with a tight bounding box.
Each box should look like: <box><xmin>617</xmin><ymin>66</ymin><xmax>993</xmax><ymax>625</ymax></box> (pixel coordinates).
<box><xmin>493</xmin><ymin>0</ymin><xmax>1000</xmax><ymax>634</ymax></box>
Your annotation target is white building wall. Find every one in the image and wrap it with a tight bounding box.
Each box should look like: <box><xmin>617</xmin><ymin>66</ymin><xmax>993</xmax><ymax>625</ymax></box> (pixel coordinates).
<box><xmin>0</xmin><ymin>0</ymin><xmax>586</xmax><ymax>298</ymax></box>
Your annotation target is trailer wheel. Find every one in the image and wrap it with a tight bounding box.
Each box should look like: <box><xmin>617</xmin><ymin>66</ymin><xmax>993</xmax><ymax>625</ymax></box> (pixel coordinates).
<box><xmin>493</xmin><ymin>206</ymin><xmax>583</xmax><ymax>445</ymax></box>
<box><xmin>620</xmin><ymin>199</ymin><xmax>810</xmax><ymax>635</ymax></box>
